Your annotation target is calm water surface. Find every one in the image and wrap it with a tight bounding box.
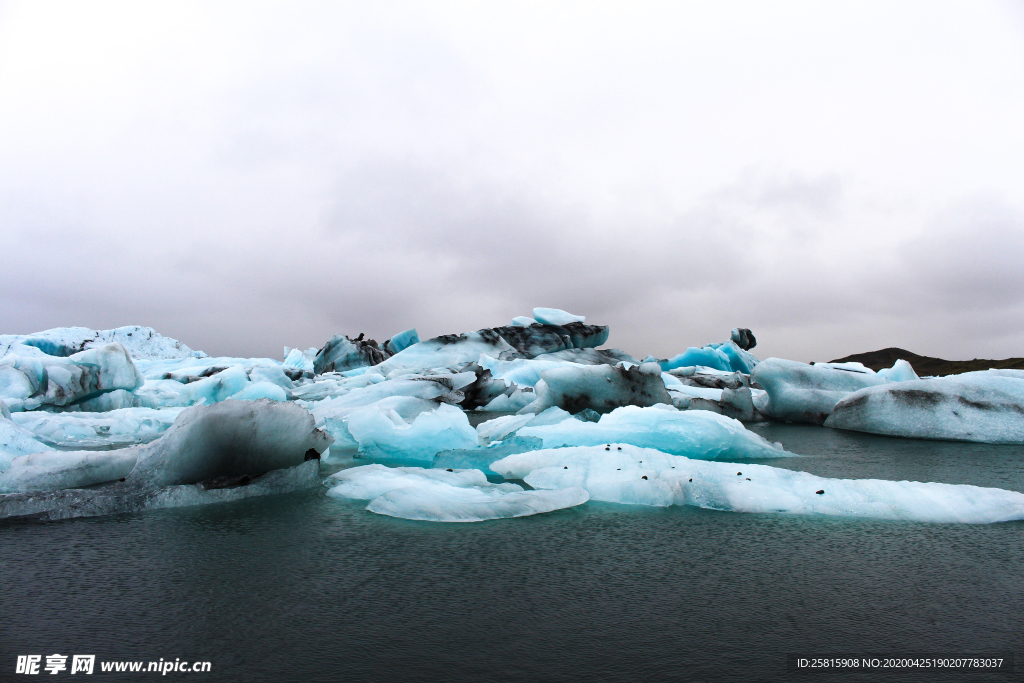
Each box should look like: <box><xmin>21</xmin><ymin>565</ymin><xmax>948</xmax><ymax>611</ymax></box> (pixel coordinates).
<box><xmin>2</xmin><ymin>424</ymin><xmax>1022</xmax><ymax>682</ymax></box>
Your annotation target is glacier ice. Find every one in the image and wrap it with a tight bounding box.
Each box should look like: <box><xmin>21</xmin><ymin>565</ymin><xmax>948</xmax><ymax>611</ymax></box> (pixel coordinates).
<box><xmin>510</xmin><ymin>316</ymin><xmax>537</xmax><ymax>327</ymax></box>
<box><xmin>325</xmin><ymin>464</ymin><xmax>589</xmax><ymax>522</ymax></box>
<box><xmin>0</xmin><ymin>450</ymin><xmax>138</xmax><ymax>493</ymax></box>
<box><xmin>10</xmin><ymin>406</ymin><xmax>184</xmax><ymax>449</ymax></box>
<box><xmin>313</xmin><ymin>333</ymin><xmax>390</xmax><ymax>374</ymax></box>
<box><xmin>517</xmin><ymin>404</ymin><xmax>785</xmax><ymax>459</ymax></box>
<box><xmin>660</xmin><ymin>340</ymin><xmax>758</xmax><ymax>374</ymax></box>
<box><xmin>527</xmin><ymin>362</ymin><xmax>672</xmax><ymax>414</ymax></box>
<box><xmin>0</xmin><ymin>343</ymin><xmax>144</xmax><ymax>411</ymax></box>
<box><xmin>825</xmin><ymin>370</ymin><xmax>1024</xmax><ymax>443</ymax></box>
<box><xmin>0</xmin><ymin>460</ymin><xmax>320</xmax><ymax>522</ymax></box>
<box><xmin>476</xmin><ymin>407</ymin><xmax>574</xmax><ymax>445</ymax></box>
<box><xmin>283</xmin><ymin>347</ymin><xmax>317</xmax><ymax>373</ymax></box>
<box><xmin>384</xmin><ymin>328</ymin><xmax>420</xmax><ymax>355</ymax></box>
<box><xmin>0</xmin><ymin>416</ymin><xmax>54</xmax><ymax>470</ymax></box>
<box><xmin>128</xmin><ymin>399</ymin><xmax>331</xmax><ymax>488</ymax></box>
<box><xmin>751</xmin><ymin>358</ymin><xmax>890</xmax><ymax>424</ymax></box>
<box><xmin>0</xmin><ymin>325</ymin><xmax>204</xmax><ymax>361</ymax></box>
<box><xmin>531</xmin><ymin>307</ymin><xmax>586</xmax><ymax>326</ymax></box>
<box><xmin>342</xmin><ymin>403</ymin><xmax>478</xmax><ymax>463</ymax></box>
<box><xmin>491</xmin><ymin>444</ymin><xmax>1024</xmax><ymax>524</ymax></box>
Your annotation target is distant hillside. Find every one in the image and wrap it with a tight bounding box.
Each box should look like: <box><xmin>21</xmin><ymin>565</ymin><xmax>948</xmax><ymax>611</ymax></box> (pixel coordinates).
<box><xmin>828</xmin><ymin>347</ymin><xmax>1024</xmax><ymax>377</ymax></box>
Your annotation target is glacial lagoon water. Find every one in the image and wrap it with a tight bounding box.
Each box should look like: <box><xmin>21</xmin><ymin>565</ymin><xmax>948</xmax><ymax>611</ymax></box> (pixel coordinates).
<box><xmin>2</xmin><ymin>423</ymin><xmax>1022</xmax><ymax>682</ymax></box>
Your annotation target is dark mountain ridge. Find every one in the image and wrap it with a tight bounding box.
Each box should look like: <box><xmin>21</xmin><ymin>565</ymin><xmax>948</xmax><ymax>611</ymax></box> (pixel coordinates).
<box><xmin>827</xmin><ymin>347</ymin><xmax>1024</xmax><ymax>377</ymax></box>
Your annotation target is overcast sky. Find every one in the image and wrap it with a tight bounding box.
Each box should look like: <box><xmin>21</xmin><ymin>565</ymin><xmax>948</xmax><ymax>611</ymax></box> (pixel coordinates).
<box><xmin>2</xmin><ymin>1</ymin><xmax>1023</xmax><ymax>362</ymax></box>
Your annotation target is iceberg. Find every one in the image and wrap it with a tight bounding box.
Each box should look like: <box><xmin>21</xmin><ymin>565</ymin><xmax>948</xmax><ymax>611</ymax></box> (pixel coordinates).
<box><xmin>10</xmin><ymin>406</ymin><xmax>184</xmax><ymax>449</ymax></box>
<box><xmin>342</xmin><ymin>403</ymin><xmax>478</xmax><ymax>463</ymax></box>
<box><xmin>476</xmin><ymin>407</ymin><xmax>574</xmax><ymax>444</ymax></box>
<box><xmin>0</xmin><ymin>416</ymin><xmax>54</xmax><ymax>470</ymax></box>
<box><xmin>0</xmin><ymin>460</ymin><xmax>320</xmax><ymax>522</ymax></box>
<box><xmin>0</xmin><ymin>450</ymin><xmax>138</xmax><ymax>493</ymax></box>
<box><xmin>0</xmin><ymin>343</ymin><xmax>144</xmax><ymax>411</ymax></box>
<box><xmin>491</xmin><ymin>444</ymin><xmax>1024</xmax><ymax>524</ymax></box>
<box><xmin>128</xmin><ymin>399</ymin><xmax>331</xmax><ymax>488</ymax></box>
<box><xmin>527</xmin><ymin>362</ymin><xmax>672</xmax><ymax>414</ymax></box>
<box><xmin>313</xmin><ymin>333</ymin><xmax>390</xmax><ymax>374</ymax></box>
<box><xmin>517</xmin><ymin>404</ymin><xmax>785</xmax><ymax>459</ymax></box>
<box><xmin>751</xmin><ymin>358</ymin><xmax>889</xmax><ymax>424</ymax></box>
<box><xmin>825</xmin><ymin>370</ymin><xmax>1024</xmax><ymax>443</ymax></box>
<box><xmin>376</xmin><ymin>330</ymin><xmax>519</xmax><ymax>375</ymax></box>
<box><xmin>325</xmin><ymin>464</ymin><xmax>589</xmax><ymax>522</ymax></box>
<box><xmin>531</xmin><ymin>308</ymin><xmax>585</xmax><ymax>326</ymax></box>
<box><xmin>0</xmin><ymin>325</ymin><xmax>204</xmax><ymax>361</ymax></box>
<box><xmin>384</xmin><ymin>328</ymin><xmax>420</xmax><ymax>355</ymax></box>
<box><xmin>283</xmin><ymin>347</ymin><xmax>317</xmax><ymax>373</ymax></box>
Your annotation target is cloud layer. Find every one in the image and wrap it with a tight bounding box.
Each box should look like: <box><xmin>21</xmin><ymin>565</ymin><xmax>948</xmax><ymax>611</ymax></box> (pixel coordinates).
<box><xmin>2</xmin><ymin>1</ymin><xmax>1023</xmax><ymax>362</ymax></box>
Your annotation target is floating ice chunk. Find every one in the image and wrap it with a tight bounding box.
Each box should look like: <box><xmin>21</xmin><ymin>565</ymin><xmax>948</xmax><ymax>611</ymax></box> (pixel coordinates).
<box><xmin>491</xmin><ymin>444</ymin><xmax>1024</xmax><ymax>523</ymax></box>
<box><xmin>344</xmin><ymin>403</ymin><xmax>477</xmax><ymax>463</ymax></box>
<box><xmin>751</xmin><ymin>358</ymin><xmax>889</xmax><ymax>424</ymax></box>
<box><xmin>10</xmin><ymin>407</ymin><xmax>185</xmax><ymax>449</ymax></box>
<box><xmin>311</xmin><ymin>377</ymin><xmax>464</xmax><ymax>423</ymax></box>
<box><xmin>510</xmin><ymin>316</ymin><xmax>537</xmax><ymax>327</ymax></box>
<box><xmin>227</xmin><ymin>381</ymin><xmax>288</xmax><ymax>402</ymax></box>
<box><xmin>0</xmin><ymin>460</ymin><xmax>320</xmax><ymax>522</ymax></box>
<box><xmin>497</xmin><ymin>323</ymin><xmax>610</xmax><ymax>358</ymax></box>
<box><xmin>825</xmin><ymin>371</ymin><xmax>1024</xmax><ymax>443</ymax></box>
<box><xmin>283</xmin><ymin>347</ymin><xmax>317</xmax><ymax>372</ymax></box>
<box><xmin>660</xmin><ymin>346</ymin><xmax>732</xmax><ymax>373</ymax></box>
<box><xmin>875</xmin><ymin>359</ymin><xmax>920</xmax><ymax>382</ymax></box>
<box><xmin>477</xmin><ymin>407</ymin><xmax>574</xmax><ymax>444</ymax></box>
<box><xmin>325</xmin><ymin>464</ymin><xmax>589</xmax><ymax>522</ymax></box>
<box><xmin>0</xmin><ymin>417</ymin><xmax>54</xmax><ymax>470</ymax></box>
<box><xmin>0</xmin><ymin>450</ymin><xmax>138</xmax><ymax>493</ymax></box>
<box><xmin>0</xmin><ymin>325</ymin><xmax>204</xmax><ymax>361</ymax></box>
<box><xmin>313</xmin><ymin>334</ymin><xmax>389</xmax><ymax>374</ymax></box>
<box><xmin>718</xmin><ymin>340</ymin><xmax>759</xmax><ymax>374</ymax></box>
<box><xmin>128</xmin><ymin>399</ymin><xmax>331</xmax><ymax>488</ymax></box>
<box><xmin>249</xmin><ymin>365</ymin><xmax>296</xmax><ymax>391</ymax></box>
<box><xmin>532</xmin><ymin>308</ymin><xmax>585</xmax><ymax>326</ymax></box>
<box><xmin>480</xmin><ymin>388</ymin><xmax>535</xmax><ymax>412</ymax></box>
<box><xmin>0</xmin><ymin>343</ymin><xmax>144</xmax><ymax>409</ymax></box>
<box><xmin>477</xmin><ymin>355</ymin><xmax>588</xmax><ymax>388</ymax></box>
<box><xmin>527</xmin><ymin>362</ymin><xmax>672</xmax><ymax>414</ymax></box>
<box><xmin>385</xmin><ymin>328</ymin><xmax>420</xmax><ymax>355</ymax></box>
<box><xmin>532</xmin><ymin>347</ymin><xmax>640</xmax><ymax>366</ymax></box>
<box><xmin>290</xmin><ymin>371</ymin><xmax>385</xmax><ymax>403</ymax></box>
<box><xmin>59</xmin><ymin>388</ymin><xmax>139</xmax><ymax>412</ymax></box>
<box><xmin>517</xmin><ymin>404</ymin><xmax>784</xmax><ymax>459</ymax></box>
<box><xmin>376</xmin><ymin>330</ymin><xmax>518</xmax><ymax>374</ymax></box>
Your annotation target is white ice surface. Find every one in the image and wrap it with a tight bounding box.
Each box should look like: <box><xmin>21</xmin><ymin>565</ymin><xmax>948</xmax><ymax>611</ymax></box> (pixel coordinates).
<box><xmin>825</xmin><ymin>370</ymin><xmax>1024</xmax><ymax>443</ymax></box>
<box><xmin>0</xmin><ymin>417</ymin><xmax>54</xmax><ymax>470</ymax></box>
<box><xmin>0</xmin><ymin>326</ymin><xmax>203</xmax><ymax>360</ymax></box>
<box><xmin>0</xmin><ymin>343</ymin><xmax>144</xmax><ymax>410</ymax></box>
<box><xmin>491</xmin><ymin>444</ymin><xmax>1024</xmax><ymax>524</ymax></box>
<box><xmin>343</xmin><ymin>403</ymin><xmax>478</xmax><ymax>463</ymax></box>
<box><xmin>517</xmin><ymin>404</ymin><xmax>785</xmax><ymax>459</ymax></box>
<box><xmin>326</xmin><ymin>464</ymin><xmax>589</xmax><ymax>522</ymax></box>
<box><xmin>0</xmin><ymin>450</ymin><xmax>138</xmax><ymax>492</ymax></box>
<box><xmin>531</xmin><ymin>308</ymin><xmax>586</xmax><ymax>326</ymax></box>
<box><xmin>10</xmin><ymin>407</ymin><xmax>185</xmax><ymax>449</ymax></box>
